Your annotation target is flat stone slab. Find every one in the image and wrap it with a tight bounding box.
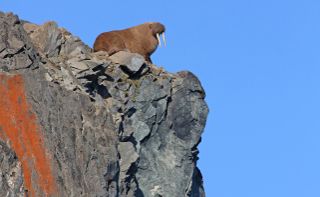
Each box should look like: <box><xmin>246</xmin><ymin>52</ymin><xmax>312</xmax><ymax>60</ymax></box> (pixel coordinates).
<box><xmin>109</xmin><ymin>51</ymin><xmax>145</xmax><ymax>74</ymax></box>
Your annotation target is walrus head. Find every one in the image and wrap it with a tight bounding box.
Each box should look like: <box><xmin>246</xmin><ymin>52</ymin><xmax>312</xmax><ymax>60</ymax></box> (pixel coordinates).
<box><xmin>148</xmin><ymin>22</ymin><xmax>166</xmax><ymax>47</ymax></box>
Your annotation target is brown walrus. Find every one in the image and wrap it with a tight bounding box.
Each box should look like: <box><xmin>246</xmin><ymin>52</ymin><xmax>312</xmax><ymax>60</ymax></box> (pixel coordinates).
<box><xmin>93</xmin><ymin>22</ymin><xmax>166</xmax><ymax>62</ymax></box>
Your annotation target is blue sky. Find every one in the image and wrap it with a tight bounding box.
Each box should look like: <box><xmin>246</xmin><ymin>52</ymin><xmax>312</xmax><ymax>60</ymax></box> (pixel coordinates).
<box><xmin>1</xmin><ymin>0</ymin><xmax>320</xmax><ymax>196</ymax></box>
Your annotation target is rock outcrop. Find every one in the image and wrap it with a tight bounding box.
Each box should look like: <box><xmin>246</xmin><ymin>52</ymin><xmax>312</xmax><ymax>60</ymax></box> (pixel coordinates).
<box><xmin>0</xmin><ymin>12</ymin><xmax>208</xmax><ymax>197</ymax></box>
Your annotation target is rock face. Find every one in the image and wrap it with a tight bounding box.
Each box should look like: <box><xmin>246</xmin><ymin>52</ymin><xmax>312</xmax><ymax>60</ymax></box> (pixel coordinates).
<box><xmin>0</xmin><ymin>12</ymin><xmax>208</xmax><ymax>197</ymax></box>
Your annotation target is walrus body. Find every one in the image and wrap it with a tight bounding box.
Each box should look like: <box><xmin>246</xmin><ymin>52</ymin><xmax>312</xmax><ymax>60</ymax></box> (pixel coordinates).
<box><xmin>93</xmin><ymin>22</ymin><xmax>165</xmax><ymax>62</ymax></box>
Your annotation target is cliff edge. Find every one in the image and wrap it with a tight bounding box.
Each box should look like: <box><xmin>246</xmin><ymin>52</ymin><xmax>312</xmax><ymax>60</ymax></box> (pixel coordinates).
<box><xmin>0</xmin><ymin>12</ymin><xmax>208</xmax><ymax>197</ymax></box>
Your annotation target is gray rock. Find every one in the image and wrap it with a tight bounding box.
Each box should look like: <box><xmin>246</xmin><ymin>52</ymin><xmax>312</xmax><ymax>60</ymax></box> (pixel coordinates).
<box><xmin>0</xmin><ymin>141</ymin><xmax>24</xmax><ymax>197</ymax></box>
<box><xmin>0</xmin><ymin>12</ymin><xmax>39</xmax><ymax>71</ymax></box>
<box><xmin>0</xmin><ymin>11</ymin><xmax>208</xmax><ymax>197</ymax></box>
<box><xmin>14</xmin><ymin>53</ymin><xmax>33</xmax><ymax>69</ymax></box>
<box><xmin>29</xmin><ymin>21</ymin><xmax>63</xmax><ymax>58</ymax></box>
<box><xmin>118</xmin><ymin>142</ymin><xmax>139</xmax><ymax>174</ymax></box>
<box><xmin>8</xmin><ymin>34</ymin><xmax>25</xmax><ymax>52</ymax></box>
<box><xmin>109</xmin><ymin>51</ymin><xmax>145</xmax><ymax>74</ymax></box>
<box><xmin>67</xmin><ymin>58</ymin><xmax>90</xmax><ymax>72</ymax></box>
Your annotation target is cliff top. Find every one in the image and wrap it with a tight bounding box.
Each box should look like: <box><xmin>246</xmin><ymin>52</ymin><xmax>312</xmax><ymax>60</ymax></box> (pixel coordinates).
<box><xmin>0</xmin><ymin>12</ymin><xmax>208</xmax><ymax>197</ymax></box>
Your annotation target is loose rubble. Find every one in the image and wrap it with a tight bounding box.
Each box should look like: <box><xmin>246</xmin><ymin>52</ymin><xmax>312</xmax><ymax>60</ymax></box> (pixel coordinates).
<box><xmin>0</xmin><ymin>12</ymin><xmax>208</xmax><ymax>197</ymax></box>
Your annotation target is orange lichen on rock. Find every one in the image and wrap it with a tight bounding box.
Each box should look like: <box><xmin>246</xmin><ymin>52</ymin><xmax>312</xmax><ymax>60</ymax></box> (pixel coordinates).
<box><xmin>0</xmin><ymin>74</ymin><xmax>56</xmax><ymax>196</ymax></box>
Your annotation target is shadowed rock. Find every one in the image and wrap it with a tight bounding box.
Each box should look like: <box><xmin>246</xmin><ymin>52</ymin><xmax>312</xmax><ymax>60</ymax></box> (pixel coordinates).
<box><xmin>0</xmin><ymin>11</ymin><xmax>208</xmax><ymax>197</ymax></box>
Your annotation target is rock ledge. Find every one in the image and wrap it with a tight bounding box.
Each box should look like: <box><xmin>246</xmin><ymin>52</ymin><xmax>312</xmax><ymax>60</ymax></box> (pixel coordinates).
<box><xmin>0</xmin><ymin>12</ymin><xmax>208</xmax><ymax>197</ymax></box>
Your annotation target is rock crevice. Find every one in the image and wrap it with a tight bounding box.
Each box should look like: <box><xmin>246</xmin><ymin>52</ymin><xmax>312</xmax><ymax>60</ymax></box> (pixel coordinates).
<box><xmin>0</xmin><ymin>12</ymin><xmax>208</xmax><ymax>197</ymax></box>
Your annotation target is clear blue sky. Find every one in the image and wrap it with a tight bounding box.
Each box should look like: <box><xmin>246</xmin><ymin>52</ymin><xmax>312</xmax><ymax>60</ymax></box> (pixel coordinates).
<box><xmin>1</xmin><ymin>0</ymin><xmax>320</xmax><ymax>196</ymax></box>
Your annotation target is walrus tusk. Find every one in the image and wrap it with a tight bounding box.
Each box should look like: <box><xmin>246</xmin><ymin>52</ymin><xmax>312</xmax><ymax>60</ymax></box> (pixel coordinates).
<box><xmin>156</xmin><ymin>33</ymin><xmax>161</xmax><ymax>47</ymax></box>
<box><xmin>162</xmin><ymin>32</ymin><xmax>166</xmax><ymax>47</ymax></box>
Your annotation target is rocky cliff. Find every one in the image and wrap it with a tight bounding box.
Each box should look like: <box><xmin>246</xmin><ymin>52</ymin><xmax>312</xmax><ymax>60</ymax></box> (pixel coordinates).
<box><xmin>0</xmin><ymin>12</ymin><xmax>208</xmax><ymax>197</ymax></box>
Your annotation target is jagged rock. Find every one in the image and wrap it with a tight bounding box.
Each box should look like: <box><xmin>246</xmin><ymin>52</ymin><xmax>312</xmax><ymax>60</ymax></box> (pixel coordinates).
<box><xmin>118</xmin><ymin>142</ymin><xmax>139</xmax><ymax>175</ymax></box>
<box><xmin>0</xmin><ymin>11</ymin><xmax>208</xmax><ymax>197</ymax></box>
<box><xmin>0</xmin><ymin>141</ymin><xmax>24</xmax><ymax>197</ymax></box>
<box><xmin>28</xmin><ymin>21</ymin><xmax>63</xmax><ymax>57</ymax></box>
<box><xmin>0</xmin><ymin>12</ymin><xmax>39</xmax><ymax>71</ymax></box>
<box><xmin>109</xmin><ymin>51</ymin><xmax>145</xmax><ymax>75</ymax></box>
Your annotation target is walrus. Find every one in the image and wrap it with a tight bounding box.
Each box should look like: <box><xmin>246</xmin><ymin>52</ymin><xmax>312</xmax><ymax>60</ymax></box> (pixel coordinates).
<box><xmin>93</xmin><ymin>22</ymin><xmax>166</xmax><ymax>62</ymax></box>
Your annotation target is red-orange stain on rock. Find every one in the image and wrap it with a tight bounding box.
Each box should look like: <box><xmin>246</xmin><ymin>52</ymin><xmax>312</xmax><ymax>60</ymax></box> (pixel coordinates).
<box><xmin>0</xmin><ymin>74</ymin><xmax>56</xmax><ymax>196</ymax></box>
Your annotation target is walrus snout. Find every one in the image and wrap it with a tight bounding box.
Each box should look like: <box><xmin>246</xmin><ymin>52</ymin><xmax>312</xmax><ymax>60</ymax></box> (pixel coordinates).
<box><xmin>149</xmin><ymin>22</ymin><xmax>166</xmax><ymax>47</ymax></box>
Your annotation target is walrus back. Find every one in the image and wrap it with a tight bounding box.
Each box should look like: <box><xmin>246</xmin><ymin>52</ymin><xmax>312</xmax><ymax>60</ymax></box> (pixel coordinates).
<box><xmin>93</xmin><ymin>31</ymin><xmax>126</xmax><ymax>55</ymax></box>
<box><xmin>93</xmin><ymin>22</ymin><xmax>165</xmax><ymax>62</ymax></box>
